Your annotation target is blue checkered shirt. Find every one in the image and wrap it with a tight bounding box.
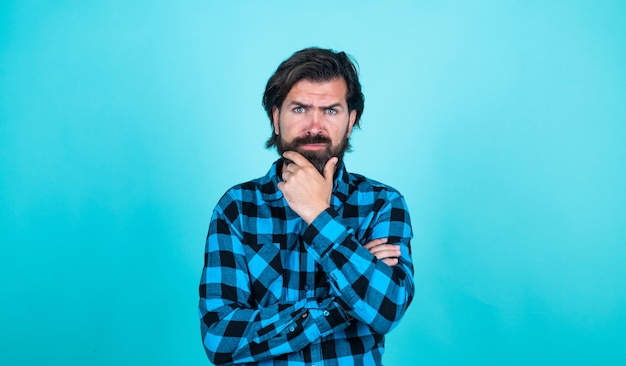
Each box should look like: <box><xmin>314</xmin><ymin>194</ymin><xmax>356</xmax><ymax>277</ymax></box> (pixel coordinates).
<box><xmin>199</xmin><ymin>159</ymin><xmax>414</xmax><ymax>365</ymax></box>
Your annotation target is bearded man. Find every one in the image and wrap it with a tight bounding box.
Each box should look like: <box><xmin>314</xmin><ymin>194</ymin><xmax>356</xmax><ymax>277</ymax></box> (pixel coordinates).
<box><xmin>199</xmin><ymin>47</ymin><xmax>414</xmax><ymax>366</ymax></box>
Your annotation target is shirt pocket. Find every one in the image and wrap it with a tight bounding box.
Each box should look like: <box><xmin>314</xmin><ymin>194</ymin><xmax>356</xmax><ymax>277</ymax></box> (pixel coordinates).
<box><xmin>245</xmin><ymin>242</ymin><xmax>284</xmax><ymax>306</ymax></box>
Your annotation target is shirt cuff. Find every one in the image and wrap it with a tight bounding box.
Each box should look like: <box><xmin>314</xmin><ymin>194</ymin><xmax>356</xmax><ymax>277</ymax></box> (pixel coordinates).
<box><xmin>311</xmin><ymin>298</ymin><xmax>351</xmax><ymax>337</ymax></box>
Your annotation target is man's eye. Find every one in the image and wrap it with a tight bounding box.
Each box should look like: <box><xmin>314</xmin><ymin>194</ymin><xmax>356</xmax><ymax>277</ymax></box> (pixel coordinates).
<box><xmin>294</xmin><ymin>107</ymin><xmax>305</xmax><ymax>113</ymax></box>
<box><xmin>326</xmin><ymin>108</ymin><xmax>337</xmax><ymax>115</ymax></box>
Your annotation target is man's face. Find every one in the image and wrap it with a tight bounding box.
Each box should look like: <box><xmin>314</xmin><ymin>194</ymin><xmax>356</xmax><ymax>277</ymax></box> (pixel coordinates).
<box><xmin>272</xmin><ymin>78</ymin><xmax>357</xmax><ymax>174</ymax></box>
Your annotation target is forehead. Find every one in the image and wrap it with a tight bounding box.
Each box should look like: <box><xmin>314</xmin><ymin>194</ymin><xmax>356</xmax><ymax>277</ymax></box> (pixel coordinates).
<box><xmin>284</xmin><ymin>78</ymin><xmax>348</xmax><ymax>105</ymax></box>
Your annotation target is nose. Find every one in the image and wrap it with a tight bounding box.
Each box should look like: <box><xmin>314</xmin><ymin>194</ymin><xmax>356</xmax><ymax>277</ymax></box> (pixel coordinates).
<box><xmin>307</xmin><ymin>110</ymin><xmax>323</xmax><ymax>134</ymax></box>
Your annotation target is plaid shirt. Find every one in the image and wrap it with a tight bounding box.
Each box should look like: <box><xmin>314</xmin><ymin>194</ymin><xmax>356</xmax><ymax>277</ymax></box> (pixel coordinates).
<box><xmin>199</xmin><ymin>159</ymin><xmax>414</xmax><ymax>365</ymax></box>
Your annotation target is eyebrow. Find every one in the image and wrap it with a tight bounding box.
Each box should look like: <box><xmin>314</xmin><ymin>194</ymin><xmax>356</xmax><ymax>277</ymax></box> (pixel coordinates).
<box><xmin>287</xmin><ymin>101</ymin><xmax>344</xmax><ymax>110</ymax></box>
<box><xmin>322</xmin><ymin>103</ymin><xmax>343</xmax><ymax>110</ymax></box>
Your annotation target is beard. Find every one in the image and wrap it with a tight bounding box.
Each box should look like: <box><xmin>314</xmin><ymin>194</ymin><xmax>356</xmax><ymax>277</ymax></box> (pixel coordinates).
<box><xmin>277</xmin><ymin>133</ymin><xmax>350</xmax><ymax>175</ymax></box>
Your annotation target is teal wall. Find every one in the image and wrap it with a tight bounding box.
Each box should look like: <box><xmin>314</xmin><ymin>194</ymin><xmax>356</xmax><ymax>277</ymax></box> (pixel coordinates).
<box><xmin>1</xmin><ymin>1</ymin><xmax>625</xmax><ymax>365</ymax></box>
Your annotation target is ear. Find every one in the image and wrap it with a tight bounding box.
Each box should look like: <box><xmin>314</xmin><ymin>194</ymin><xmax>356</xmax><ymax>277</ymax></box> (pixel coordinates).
<box><xmin>272</xmin><ymin>107</ymin><xmax>280</xmax><ymax>135</ymax></box>
<box><xmin>346</xmin><ymin>110</ymin><xmax>357</xmax><ymax>138</ymax></box>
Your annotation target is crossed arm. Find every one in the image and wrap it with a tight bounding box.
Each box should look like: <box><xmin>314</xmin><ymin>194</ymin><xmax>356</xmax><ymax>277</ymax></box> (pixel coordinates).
<box><xmin>199</xmin><ymin>203</ymin><xmax>413</xmax><ymax>364</ymax></box>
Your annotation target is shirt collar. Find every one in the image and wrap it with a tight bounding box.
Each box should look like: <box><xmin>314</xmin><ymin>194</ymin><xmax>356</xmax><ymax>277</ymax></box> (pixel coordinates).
<box><xmin>260</xmin><ymin>158</ymin><xmax>351</xmax><ymax>203</ymax></box>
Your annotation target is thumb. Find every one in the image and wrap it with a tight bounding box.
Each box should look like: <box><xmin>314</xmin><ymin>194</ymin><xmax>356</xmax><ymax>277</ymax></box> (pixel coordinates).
<box><xmin>323</xmin><ymin>157</ymin><xmax>338</xmax><ymax>182</ymax></box>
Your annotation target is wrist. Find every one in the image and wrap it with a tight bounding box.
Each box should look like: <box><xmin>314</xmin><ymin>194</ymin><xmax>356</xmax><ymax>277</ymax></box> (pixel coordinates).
<box><xmin>302</xmin><ymin>204</ymin><xmax>330</xmax><ymax>225</ymax></box>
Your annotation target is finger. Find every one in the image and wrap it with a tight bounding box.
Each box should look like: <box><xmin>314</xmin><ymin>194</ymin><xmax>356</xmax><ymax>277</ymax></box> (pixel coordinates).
<box><xmin>382</xmin><ymin>258</ymin><xmax>399</xmax><ymax>266</ymax></box>
<box><xmin>282</xmin><ymin>159</ymin><xmax>296</xmax><ymax>173</ymax></box>
<box><xmin>323</xmin><ymin>157</ymin><xmax>338</xmax><ymax>182</ymax></box>
<box><xmin>369</xmin><ymin>244</ymin><xmax>401</xmax><ymax>255</ymax></box>
<box><xmin>282</xmin><ymin>151</ymin><xmax>311</xmax><ymax>167</ymax></box>
<box><xmin>370</xmin><ymin>249</ymin><xmax>401</xmax><ymax>260</ymax></box>
<box><xmin>363</xmin><ymin>238</ymin><xmax>388</xmax><ymax>249</ymax></box>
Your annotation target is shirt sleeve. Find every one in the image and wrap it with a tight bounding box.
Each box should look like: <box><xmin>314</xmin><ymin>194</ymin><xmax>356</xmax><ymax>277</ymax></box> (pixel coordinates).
<box><xmin>302</xmin><ymin>192</ymin><xmax>415</xmax><ymax>335</ymax></box>
<box><xmin>198</xmin><ymin>193</ymin><xmax>351</xmax><ymax>365</ymax></box>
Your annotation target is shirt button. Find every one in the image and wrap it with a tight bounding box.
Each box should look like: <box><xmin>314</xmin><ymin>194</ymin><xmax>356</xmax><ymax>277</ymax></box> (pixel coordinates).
<box><xmin>289</xmin><ymin>326</ymin><xmax>295</xmax><ymax>332</ymax></box>
<box><xmin>323</xmin><ymin>310</ymin><xmax>330</xmax><ymax>317</ymax></box>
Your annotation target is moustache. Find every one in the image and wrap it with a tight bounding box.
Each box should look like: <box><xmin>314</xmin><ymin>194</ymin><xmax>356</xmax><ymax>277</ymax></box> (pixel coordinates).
<box><xmin>291</xmin><ymin>135</ymin><xmax>331</xmax><ymax>146</ymax></box>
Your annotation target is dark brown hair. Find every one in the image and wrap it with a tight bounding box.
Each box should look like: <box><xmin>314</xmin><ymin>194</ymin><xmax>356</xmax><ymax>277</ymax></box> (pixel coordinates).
<box><xmin>262</xmin><ymin>47</ymin><xmax>365</xmax><ymax>148</ymax></box>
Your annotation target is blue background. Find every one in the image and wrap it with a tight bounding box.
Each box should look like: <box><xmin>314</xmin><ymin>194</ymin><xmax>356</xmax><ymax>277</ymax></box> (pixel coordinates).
<box><xmin>1</xmin><ymin>1</ymin><xmax>625</xmax><ymax>365</ymax></box>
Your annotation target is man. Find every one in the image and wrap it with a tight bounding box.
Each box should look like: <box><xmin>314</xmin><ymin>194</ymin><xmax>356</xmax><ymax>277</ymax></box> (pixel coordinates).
<box><xmin>199</xmin><ymin>47</ymin><xmax>414</xmax><ymax>365</ymax></box>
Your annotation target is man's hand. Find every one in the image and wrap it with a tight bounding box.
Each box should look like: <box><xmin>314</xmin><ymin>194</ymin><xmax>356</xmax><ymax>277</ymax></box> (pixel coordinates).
<box><xmin>277</xmin><ymin>151</ymin><xmax>338</xmax><ymax>224</ymax></box>
<box><xmin>364</xmin><ymin>238</ymin><xmax>401</xmax><ymax>266</ymax></box>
